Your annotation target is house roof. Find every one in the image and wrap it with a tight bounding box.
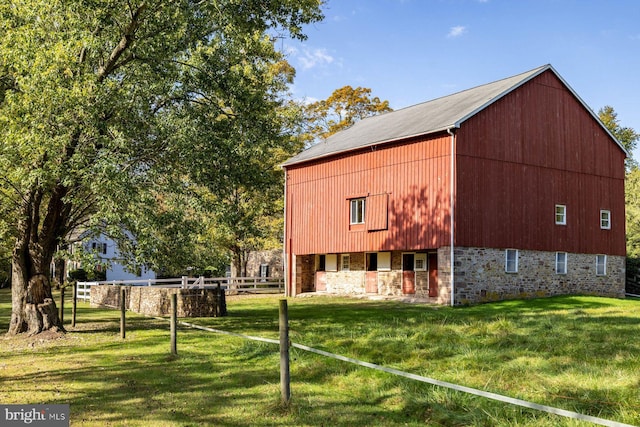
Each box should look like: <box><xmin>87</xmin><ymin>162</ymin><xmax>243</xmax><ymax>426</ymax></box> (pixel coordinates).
<box><xmin>283</xmin><ymin>64</ymin><xmax>626</xmax><ymax>167</ymax></box>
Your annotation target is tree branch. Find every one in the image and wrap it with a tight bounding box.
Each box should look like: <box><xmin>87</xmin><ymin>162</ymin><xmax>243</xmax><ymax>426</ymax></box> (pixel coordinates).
<box><xmin>97</xmin><ymin>3</ymin><xmax>147</xmax><ymax>82</ymax></box>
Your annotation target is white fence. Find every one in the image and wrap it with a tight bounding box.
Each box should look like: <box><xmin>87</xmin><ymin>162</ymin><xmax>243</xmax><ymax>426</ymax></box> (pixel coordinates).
<box><xmin>75</xmin><ymin>276</ymin><xmax>285</xmax><ymax>302</ymax></box>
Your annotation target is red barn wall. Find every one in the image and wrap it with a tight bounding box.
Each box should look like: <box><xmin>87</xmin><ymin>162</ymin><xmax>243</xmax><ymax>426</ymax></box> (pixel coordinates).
<box><xmin>285</xmin><ymin>134</ymin><xmax>452</xmax><ymax>256</ymax></box>
<box><xmin>455</xmin><ymin>70</ymin><xmax>626</xmax><ymax>255</ymax></box>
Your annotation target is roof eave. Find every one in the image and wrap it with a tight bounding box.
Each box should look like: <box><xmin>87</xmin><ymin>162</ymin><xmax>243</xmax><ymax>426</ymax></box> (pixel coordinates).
<box><xmin>282</xmin><ymin>125</ymin><xmax>459</xmax><ymax>168</ymax></box>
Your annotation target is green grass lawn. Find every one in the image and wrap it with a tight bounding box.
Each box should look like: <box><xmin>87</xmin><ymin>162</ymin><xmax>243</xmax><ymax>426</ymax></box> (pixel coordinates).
<box><xmin>1</xmin><ymin>288</ymin><xmax>639</xmax><ymax>426</ymax></box>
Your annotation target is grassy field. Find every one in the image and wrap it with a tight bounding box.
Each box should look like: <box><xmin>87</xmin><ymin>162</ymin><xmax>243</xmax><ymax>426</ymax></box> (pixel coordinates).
<box><xmin>0</xmin><ymin>288</ymin><xmax>639</xmax><ymax>426</ymax></box>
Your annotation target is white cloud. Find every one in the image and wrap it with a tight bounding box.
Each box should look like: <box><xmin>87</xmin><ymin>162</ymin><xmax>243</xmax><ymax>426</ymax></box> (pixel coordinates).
<box><xmin>297</xmin><ymin>48</ymin><xmax>335</xmax><ymax>70</ymax></box>
<box><xmin>447</xmin><ymin>26</ymin><xmax>467</xmax><ymax>38</ymax></box>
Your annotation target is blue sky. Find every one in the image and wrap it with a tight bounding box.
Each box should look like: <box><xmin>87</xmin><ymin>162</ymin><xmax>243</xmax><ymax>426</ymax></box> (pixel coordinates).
<box><xmin>283</xmin><ymin>0</ymin><xmax>640</xmax><ymax>156</ymax></box>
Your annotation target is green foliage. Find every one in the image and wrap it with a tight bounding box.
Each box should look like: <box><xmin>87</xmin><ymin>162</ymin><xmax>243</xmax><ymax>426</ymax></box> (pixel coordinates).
<box><xmin>598</xmin><ymin>105</ymin><xmax>639</xmax><ymax>170</ymax></box>
<box><xmin>625</xmin><ymin>167</ymin><xmax>640</xmax><ymax>258</ymax></box>
<box><xmin>303</xmin><ymin>85</ymin><xmax>393</xmax><ymax>144</ymax></box>
<box><xmin>598</xmin><ymin>106</ymin><xmax>640</xmax><ymax>267</ymax></box>
<box><xmin>0</xmin><ymin>1</ymin><xmax>324</xmax><ymax>279</ymax></box>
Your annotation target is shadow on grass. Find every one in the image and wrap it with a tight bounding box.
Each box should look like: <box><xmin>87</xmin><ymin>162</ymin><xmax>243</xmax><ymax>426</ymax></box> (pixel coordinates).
<box><xmin>1</xmin><ymin>289</ymin><xmax>639</xmax><ymax>425</ymax></box>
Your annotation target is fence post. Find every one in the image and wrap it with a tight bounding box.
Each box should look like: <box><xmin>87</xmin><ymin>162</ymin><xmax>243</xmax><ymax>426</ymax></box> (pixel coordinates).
<box><xmin>72</xmin><ymin>281</ymin><xmax>77</xmax><ymax>327</ymax></box>
<box><xmin>279</xmin><ymin>299</ymin><xmax>291</xmax><ymax>404</ymax></box>
<box><xmin>59</xmin><ymin>286</ymin><xmax>65</xmax><ymax>325</ymax></box>
<box><xmin>120</xmin><ymin>287</ymin><xmax>126</xmax><ymax>339</ymax></box>
<box><xmin>171</xmin><ymin>293</ymin><xmax>178</xmax><ymax>356</ymax></box>
<box><xmin>181</xmin><ymin>276</ymin><xmax>187</xmax><ymax>288</ymax></box>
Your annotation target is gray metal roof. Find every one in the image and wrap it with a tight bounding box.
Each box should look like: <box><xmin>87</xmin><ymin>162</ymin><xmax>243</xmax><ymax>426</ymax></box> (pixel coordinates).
<box><xmin>283</xmin><ymin>64</ymin><xmax>626</xmax><ymax>167</ymax></box>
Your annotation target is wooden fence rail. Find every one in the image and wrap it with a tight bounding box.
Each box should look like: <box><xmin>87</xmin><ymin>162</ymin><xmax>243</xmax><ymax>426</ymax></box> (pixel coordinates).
<box><xmin>75</xmin><ymin>276</ymin><xmax>285</xmax><ymax>302</ymax></box>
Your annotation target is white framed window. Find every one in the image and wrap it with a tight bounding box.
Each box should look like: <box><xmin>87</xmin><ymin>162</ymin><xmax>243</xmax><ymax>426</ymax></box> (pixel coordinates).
<box><xmin>260</xmin><ymin>264</ymin><xmax>269</xmax><ymax>280</ymax></box>
<box><xmin>326</xmin><ymin>254</ymin><xmax>338</xmax><ymax>272</ymax></box>
<box><xmin>341</xmin><ymin>254</ymin><xmax>350</xmax><ymax>271</ymax></box>
<box><xmin>505</xmin><ymin>249</ymin><xmax>518</xmax><ymax>273</ymax></box>
<box><xmin>350</xmin><ymin>198</ymin><xmax>366</xmax><ymax>224</ymax></box>
<box><xmin>600</xmin><ymin>210</ymin><xmax>611</xmax><ymax>229</ymax></box>
<box><xmin>555</xmin><ymin>252</ymin><xmax>567</xmax><ymax>274</ymax></box>
<box><xmin>91</xmin><ymin>242</ymin><xmax>107</xmax><ymax>255</ymax></box>
<box><xmin>596</xmin><ymin>255</ymin><xmax>607</xmax><ymax>276</ymax></box>
<box><xmin>555</xmin><ymin>205</ymin><xmax>566</xmax><ymax>225</ymax></box>
<box><xmin>414</xmin><ymin>253</ymin><xmax>427</xmax><ymax>271</ymax></box>
<box><xmin>377</xmin><ymin>252</ymin><xmax>391</xmax><ymax>271</ymax></box>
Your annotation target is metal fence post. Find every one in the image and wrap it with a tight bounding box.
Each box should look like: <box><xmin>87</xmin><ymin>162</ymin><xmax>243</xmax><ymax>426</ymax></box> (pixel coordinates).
<box><xmin>279</xmin><ymin>299</ymin><xmax>291</xmax><ymax>404</ymax></box>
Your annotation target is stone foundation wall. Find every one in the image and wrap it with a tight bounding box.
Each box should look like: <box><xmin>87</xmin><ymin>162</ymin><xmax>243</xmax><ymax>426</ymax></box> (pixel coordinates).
<box><xmin>91</xmin><ymin>285</ymin><xmax>227</xmax><ymax>317</ymax></box>
<box><xmin>292</xmin><ymin>246</ymin><xmax>625</xmax><ymax>305</ymax></box>
<box><xmin>453</xmin><ymin>247</ymin><xmax>626</xmax><ymax>304</ymax></box>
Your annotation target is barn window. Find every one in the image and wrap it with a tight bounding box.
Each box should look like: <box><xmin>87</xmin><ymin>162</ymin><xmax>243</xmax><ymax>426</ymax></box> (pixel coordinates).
<box><xmin>377</xmin><ymin>252</ymin><xmax>391</xmax><ymax>271</ymax></box>
<box><xmin>366</xmin><ymin>253</ymin><xmax>378</xmax><ymax>271</ymax></box>
<box><xmin>555</xmin><ymin>205</ymin><xmax>566</xmax><ymax>225</ymax></box>
<box><xmin>600</xmin><ymin>210</ymin><xmax>611</xmax><ymax>229</ymax></box>
<box><xmin>350</xmin><ymin>198</ymin><xmax>366</xmax><ymax>224</ymax></box>
<box><xmin>341</xmin><ymin>254</ymin><xmax>350</xmax><ymax>271</ymax></box>
<box><xmin>555</xmin><ymin>252</ymin><xmax>567</xmax><ymax>274</ymax></box>
<box><xmin>596</xmin><ymin>255</ymin><xmax>607</xmax><ymax>276</ymax></box>
<box><xmin>505</xmin><ymin>249</ymin><xmax>518</xmax><ymax>273</ymax></box>
<box><xmin>326</xmin><ymin>254</ymin><xmax>338</xmax><ymax>272</ymax></box>
<box><xmin>414</xmin><ymin>253</ymin><xmax>427</xmax><ymax>271</ymax></box>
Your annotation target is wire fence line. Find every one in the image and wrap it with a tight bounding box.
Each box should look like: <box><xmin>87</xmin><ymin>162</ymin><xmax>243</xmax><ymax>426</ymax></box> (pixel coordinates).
<box><xmin>171</xmin><ymin>317</ymin><xmax>635</xmax><ymax>427</ymax></box>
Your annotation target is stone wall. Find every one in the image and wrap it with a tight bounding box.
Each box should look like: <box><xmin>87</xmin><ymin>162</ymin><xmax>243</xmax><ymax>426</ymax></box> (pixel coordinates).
<box><xmin>91</xmin><ymin>285</ymin><xmax>227</xmax><ymax>317</ymax></box>
<box><xmin>291</xmin><ymin>246</ymin><xmax>625</xmax><ymax>305</ymax></box>
<box><xmin>453</xmin><ymin>247</ymin><xmax>626</xmax><ymax>304</ymax></box>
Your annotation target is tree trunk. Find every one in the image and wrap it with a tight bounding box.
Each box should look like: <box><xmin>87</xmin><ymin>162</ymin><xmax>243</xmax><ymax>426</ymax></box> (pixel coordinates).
<box><xmin>8</xmin><ymin>250</ymin><xmax>63</xmax><ymax>336</ymax></box>
<box><xmin>7</xmin><ymin>186</ymin><xmax>68</xmax><ymax>336</ymax></box>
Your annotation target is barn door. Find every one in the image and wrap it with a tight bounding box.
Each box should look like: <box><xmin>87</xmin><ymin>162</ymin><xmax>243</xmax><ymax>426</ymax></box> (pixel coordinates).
<box><xmin>428</xmin><ymin>253</ymin><xmax>438</xmax><ymax>297</ymax></box>
<box><xmin>365</xmin><ymin>272</ymin><xmax>378</xmax><ymax>293</ymax></box>
<box><xmin>402</xmin><ymin>253</ymin><xmax>415</xmax><ymax>294</ymax></box>
<box><xmin>315</xmin><ymin>271</ymin><xmax>326</xmax><ymax>292</ymax></box>
<box><xmin>365</xmin><ymin>253</ymin><xmax>378</xmax><ymax>294</ymax></box>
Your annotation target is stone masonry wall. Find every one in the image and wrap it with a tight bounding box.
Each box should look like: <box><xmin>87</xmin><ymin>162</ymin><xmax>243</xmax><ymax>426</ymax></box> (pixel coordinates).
<box><xmin>91</xmin><ymin>285</ymin><xmax>226</xmax><ymax>317</ymax></box>
<box><xmin>453</xmin><ymin>247</ymin><xmax>626</xmax><ymax>304</ymax></box>
<box><xmin>233</xmin><ymin>249</ymin><xmax>284</xmax><ymax>278</ymax></box>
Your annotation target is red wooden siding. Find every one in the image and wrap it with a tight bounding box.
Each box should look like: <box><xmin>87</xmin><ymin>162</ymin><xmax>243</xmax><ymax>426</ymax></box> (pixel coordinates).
<box><xmin>285</xmin><ymin>69</ymin><xmax>626</xmax><ymax>259</ymax></box>
<box><xmin>285</xmin><ymin>135</ymin><xmax>452</xmax><ymax>255</ymax></box>
<box><xmin>455</xmin><ymin>70</ymin><xmax>626</xmax><ymax>255</ymax></box>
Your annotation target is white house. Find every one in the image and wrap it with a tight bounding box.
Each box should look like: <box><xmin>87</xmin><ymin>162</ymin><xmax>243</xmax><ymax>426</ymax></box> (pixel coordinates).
<box><xmin>64</xmin><ymin>232</ymin><xmax>156</xmax><ymax>282</ymax></box>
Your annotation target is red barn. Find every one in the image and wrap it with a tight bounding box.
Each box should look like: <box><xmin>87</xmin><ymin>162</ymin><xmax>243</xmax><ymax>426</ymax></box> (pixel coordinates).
<box><xmin>283</xmin><ymin>65</ymin><xmax>627</xmax><ymax>304</ymax></box>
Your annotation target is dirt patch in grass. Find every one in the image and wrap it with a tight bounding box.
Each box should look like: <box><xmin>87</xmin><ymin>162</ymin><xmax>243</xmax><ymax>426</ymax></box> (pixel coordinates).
<box><xmin>2</xmin><ymin>329</ymin><xmax>68</xmax><ymax>351</ymax></box>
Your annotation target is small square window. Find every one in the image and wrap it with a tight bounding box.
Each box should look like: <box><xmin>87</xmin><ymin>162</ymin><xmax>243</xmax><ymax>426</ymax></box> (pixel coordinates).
<box><xmin>600</xmin><ymin>210</ymin><xmax>611</xmax><ymax>229</ymax></box>
<box><xmin>505</xmin><ymin>249</ymin><xmax>518</xmax><ymax>273</ymax></box>
<box><xmin>555</xmin><ymin>205</ymin><xmax>566</xmax><ymax>225</ymax></box>
<box><xmin>596</xmin><ymin>255</ymin><xmax>607</xmax><ymax>276</ymax></box>
<box><xmin>415</xmin><ymin>253</ymin><xmax>427</xmax><ymax>271</ymax></box>
<box><xmin>350</xmin><ymin>198</ymin><xmax>366</xmax><ymax>224</ymax></box>
<box><xmin>555</xmin><ymin>252</ymin><xmax>567</xmax><ymax>274</ymax></box>
<box><xmin>341</xmin><ymin>254</ymin><xmax>350</xmax><ymax>271</ymax></box>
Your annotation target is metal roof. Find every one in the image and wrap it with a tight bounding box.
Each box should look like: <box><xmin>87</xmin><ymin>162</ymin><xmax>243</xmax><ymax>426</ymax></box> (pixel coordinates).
<box><xmin>283</xmin><ymin>64</ymin><xmax>626</xmax><ymax>167</ymax></box>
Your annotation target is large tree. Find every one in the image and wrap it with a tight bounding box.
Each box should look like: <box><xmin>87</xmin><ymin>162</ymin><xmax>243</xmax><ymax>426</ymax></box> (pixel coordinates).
<box><xmin>598</xmin><ymin>105</ymin><xmax>639</xmax><ymax>170</ymax></box>
<box><xmin>302</xmin><ymin>85</ymin><xmax>392</xmax><ymax>144</ymax></box>
<box><xmin>0</xmin><ymin>0</ymin><xmax>323</xmax><ymax>335</ymax></box>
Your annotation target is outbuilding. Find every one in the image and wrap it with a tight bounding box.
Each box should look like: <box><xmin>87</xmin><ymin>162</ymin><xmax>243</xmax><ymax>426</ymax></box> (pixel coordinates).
<box><xmin>283</xmin><ymin>64</ymin><xmax>627</xmax><ymax>304</ymax></box>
